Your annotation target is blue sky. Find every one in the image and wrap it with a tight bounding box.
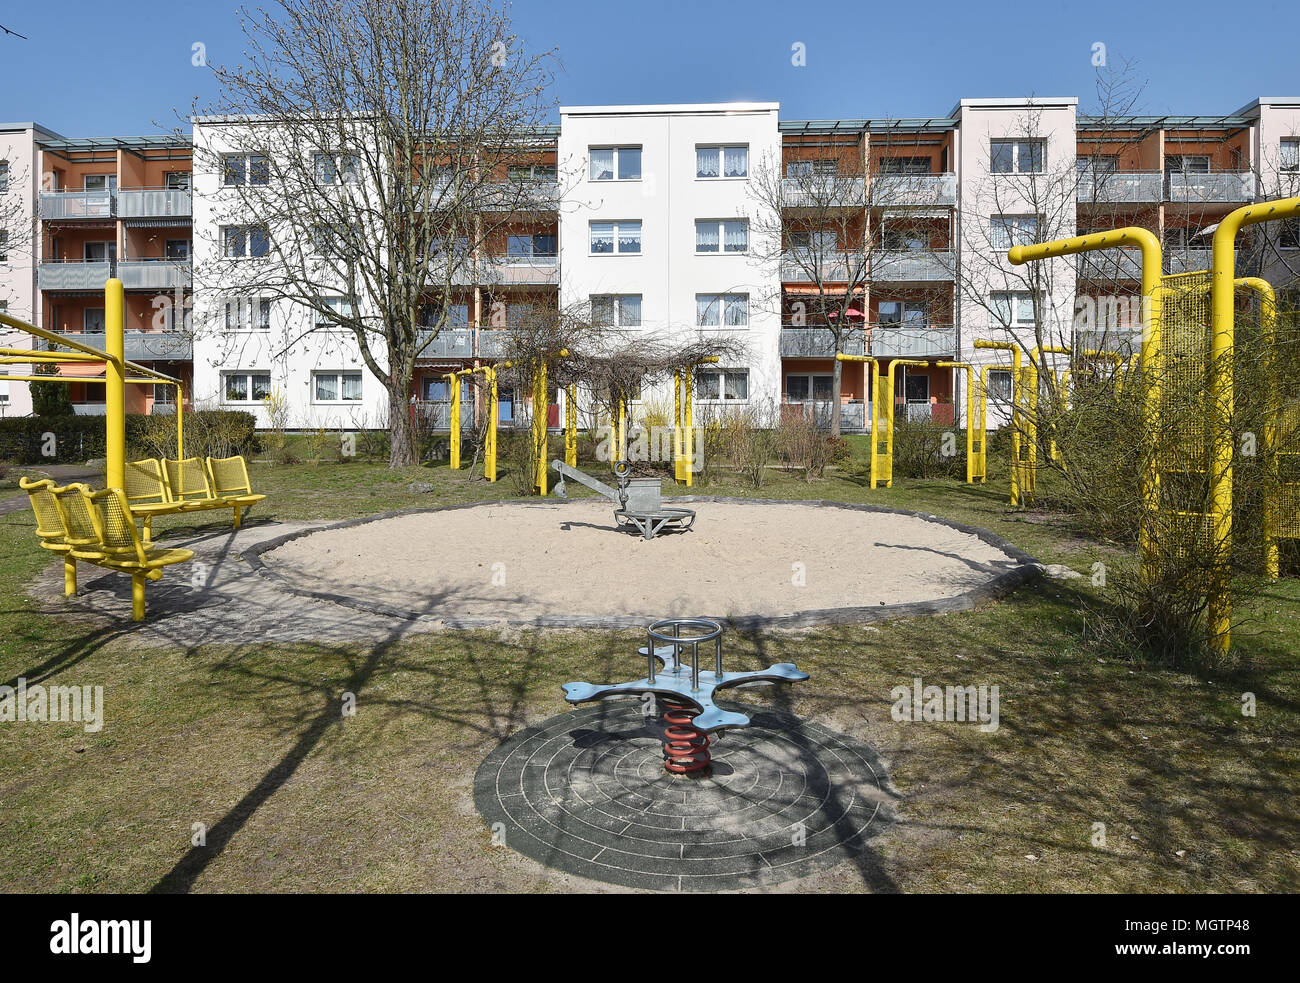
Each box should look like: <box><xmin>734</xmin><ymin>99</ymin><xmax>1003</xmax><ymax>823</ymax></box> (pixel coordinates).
<box><xmin>1</xmin><ymin>0</ymin><xmax>1296</xmax><ymax>136</ymax></box>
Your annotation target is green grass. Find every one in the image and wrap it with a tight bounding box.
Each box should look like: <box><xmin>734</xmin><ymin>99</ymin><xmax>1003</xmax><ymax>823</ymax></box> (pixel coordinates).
<box><xmin>1</xmin><ymin>451</ymin><xmax>1297</xmax><ymax>893</ymax></box>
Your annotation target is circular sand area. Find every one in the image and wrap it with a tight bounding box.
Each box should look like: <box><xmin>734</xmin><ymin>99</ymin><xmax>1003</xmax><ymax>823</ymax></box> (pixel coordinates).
<box><xmin>254</xmin><ymin>498</ymin><xmax>1037</xmax><ymax>627</ymax></box>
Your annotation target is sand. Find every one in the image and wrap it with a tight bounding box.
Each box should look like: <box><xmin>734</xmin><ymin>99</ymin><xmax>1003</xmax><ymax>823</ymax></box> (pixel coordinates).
<box><xmin>260</xmin><ymin>499</ymin><xmax>1026</xmax><ymax>625</ymax></box>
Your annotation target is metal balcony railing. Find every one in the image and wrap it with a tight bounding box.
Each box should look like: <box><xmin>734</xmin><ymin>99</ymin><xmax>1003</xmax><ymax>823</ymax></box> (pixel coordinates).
<box><xmin>781</xmin><ymin>174</ymin><xmax>867</xmax><ymax>208</ymax></box>
<box><xmin>118</xmin><ymin>188</ymin><xmax>193</xmax><ymax>218</ymax></box>
<box><xmin>118</xmin><ymin>259</ymin><xmax>193</xmax><ymax>291</ymax></box>
<box><xmin>38</xmin><ymin>331</ymin><xmax>192</xmax><ymax>360</ymax></box>
<box><xmin>415</xmin><ymin>327</ymin><xmax>475</xmax><ymax>358</ymax></box>
<box><xmin>871</xmin><ymin>172</ymin><xmax>957</xmax><ymax>207</ymax></box>
<box><xmin>779</xmin><ymin>327</ymin><xmax>866</xmax><ymax>358</ymax></box>
<box><xmin>38</xmin><ymin>190</ymin><xmax>115</xmax><ymax>220</ymax></box>
<box><xmin>1076</xmin><ymin>248</ymin><xmax>1145</xmax><ymax>281</ymax></box>
<box><xmin>867</xmin><ymin>322</ymin><xmax>957</xmax><ymax>358</ymax></box>
<box><xmin>780</xmin><ymin>251</ymin><xmax>859</xmax><ymax>282</ymax></box>
<box><xmin>870</xmin><ymin>249</ymin><xmax>955</xmax><ymax>281</ymax></box>
<box><xmin>1166</xmin><ymin>171</ymin><xmax>1256</xmax><ymax>203</ymax></box>
<box><xmin>1164</xmin><ymin>248</ymin><xmax>1237</xmax><ymax>274</ymax></box>
<box><xmin>482</xmin><ymin>255</ymin><xmax>559</xmax><ymax>285</ymax></box>
<box><xmin>1076</xmin><ymin>170</ymin><xmax>1164</xmax><ymax>204</ymax></box>
<box><xmin>37</xmin><ymin>260</ymin><xmax>114</xmax><ymax>291</ymax></box>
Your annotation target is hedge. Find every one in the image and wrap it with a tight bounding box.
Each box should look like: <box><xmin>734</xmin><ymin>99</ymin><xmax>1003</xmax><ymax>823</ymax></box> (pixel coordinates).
<box><xmin>0</xmin><ymin>411</ymin><xmax>259</xmax><ymax>465</ymax></box>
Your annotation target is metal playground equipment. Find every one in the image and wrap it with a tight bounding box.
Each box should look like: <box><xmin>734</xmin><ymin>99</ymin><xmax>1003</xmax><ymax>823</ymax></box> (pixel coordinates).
<box><xmin>551</xmin><ymin>458</ymin><xmax>696</xmax><ymax>539</ymax></box>
<box><xmin>562</xmin><ymin>618</ymin><xmax>809</xmax><ymax>774</ymax></box>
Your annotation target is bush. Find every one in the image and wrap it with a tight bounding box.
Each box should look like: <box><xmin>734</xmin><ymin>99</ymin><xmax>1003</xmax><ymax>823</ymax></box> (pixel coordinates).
<box><xmin>777</xmin><ymin>411</ymin><xmax>837</xmax><ymax>481</ymax></box>
<box><xmin>0</xmin><ymin>410</ymin><xmax>261</xmax><ymax>466</ymax></box>
<box><xmin>891</xmin><ymin>419</ymin><xmax>967</xmax><ymax>480</ymax></box>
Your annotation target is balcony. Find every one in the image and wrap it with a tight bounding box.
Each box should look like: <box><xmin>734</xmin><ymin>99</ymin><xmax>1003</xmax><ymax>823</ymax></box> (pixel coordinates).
<box><xmin>118</xmin><ymin>259</ymin><xmax>192</xmax><ymax>291</ymax></box>
<box><xmin>38</xmin><ymin>331</ymin><xmax>192</xmax><ymax>361</ymax></box>
<box><xmin>781</xmin><ymin>175</ymin><xmax>867</xmax><ymax>209</ymax></box>
<box><xmin>38</xmin><ymin>190</ymin><xmax>115</xmax><ymax>220</ymax></box>
<box><xmin>1167</xmin><ymin>171</ymin><xmax>1256</xmax><ymax>203</ymax></box>
<box><xmin>779</xmin><ymin>327</ymin><xmax>866</xmax><ymax>358</ymax></box>
<box><xmin>38</xmin><ymin>260</ymin><xmax>113</xmax><ymax>291</ymax></box>
<box><xmin>480</xmin><ymin>255</ymin><xmax>559</xmax><ymax>285</ymax></box>
<box><xmin>871</xmin><ymin>173</ymin><xmax>957</xmax><ymax>208</ymax></box>
<box><xmin>1076</xmin><ymin>248</ymin><xmax>1145</xmax><ymax>281</ymax></box>
<box><xmin>477</xmin><ymin>330</ymin><xmax>508</xmax><ymax>357</ymax></box>
<box><xmin>415</xmin><ymin>327</ymin><xmax>475</xmax><ymax>359</ymax></box>
<box><xmin>1164</xmin><ymin>248</ymin><xmax>1233</xmax><ymax>274</ymax></box>
<box><xmin>781</xmin><ymin>399</ymin><xmax>868</xmax><ymax>433</ymax></box>
<box><xmin>870</xmin><ymin>249</ymin><xmax>955</xmax><ymax>281</ymax></box>
<box><xmin>867</xmin><ymin>322</ymin><xmax>957</xmax><ymax>358</ymax></box>
<box><xmin>780</xmin><ymin>251</ymin><xmax>858</xmax><ymax>282</ymax></box>
<box><xmin>1076</xmin><ymin>171</ymin><xmax>1163</xmax><ymax>204</ymax></box>
<box><xmin>481</xmin><ymin>178</ymin><xmax>560</xmax><ymax>212</ymax></box>
<box><xmin>118</xmin><ymin>188</ymin><xmax>193</xmax><ymax>219</ymax></box>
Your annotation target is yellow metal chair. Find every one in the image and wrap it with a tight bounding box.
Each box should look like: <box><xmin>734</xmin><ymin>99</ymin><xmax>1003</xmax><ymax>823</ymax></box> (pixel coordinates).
<box><xmin>125</xmin><ymin>458</ymin><xmax>187</xmax><ymax>542</ymax></box>
<box><xmin>206</xmin><ymin>455</ymin><xmax>266</xmax><ymax>527</ymax></box>
<box><xmin>83</xmin><ymin>488</ymin><xmax>194</xmax><ymax>621</ymax></box>
<box><xmin>20</xmin><ymin>477</ymin><xmax>78</xmax><ymax>595</ymax></box>
<box><xmin>51</xmin><ymin>482</ymin><xmax>113</xmax><ymax>596</ymax></box>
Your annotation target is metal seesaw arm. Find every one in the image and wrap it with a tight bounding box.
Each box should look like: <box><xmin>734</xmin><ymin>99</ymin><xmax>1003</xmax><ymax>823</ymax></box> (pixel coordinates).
<box><xmin>551</xmin><ymin>459</ymin><xmax>629</xmax><ymax>509</ymax></box>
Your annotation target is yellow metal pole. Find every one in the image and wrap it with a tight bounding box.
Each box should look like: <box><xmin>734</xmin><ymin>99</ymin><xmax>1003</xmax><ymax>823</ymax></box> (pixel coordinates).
<box><xmin>105</xmin><ymin>278</ymin><xmax>125</xmax><ymax>492</ymax></box>
<box><xmin>445</xmin><ymin>371</ymin><xmax>461</xmax><ymax>470</ymax></box>
<box><xmin>566</xmin><ymin>383</ymin><xmax>578</xmax><ymax>468</ymax></box>
<box><xmin>683</xmin><ymin>371</ymin><xmax>694</xmax><ymax>487</ymax></box>
<box><xmin>1238</xmin><ymin>278</ymin><xmax>1280</xmax><ymax>579</ymax></box>
<box><xmin>673</xmin><ymin>369</ymin><xmax>683</xmax><ymax>483</ymax></box>
<box><xmin>533</xmin><ymin>361</ymin><xmax>547</xmax><ymax>495</ymax></box>
<box><xmin>975</xmin><ymin>341</ymin><xmax>1023</xmax><ymax>504</ymax></box>
<box><xmin>485</xmin><ymin>367</ymin><xmax>498</xmax><ymax>482</ymax></box>
<box><xmin>836</xmin><ymin>352</ymin><xmax>884</xmax><ymax>488</ymax></box>
<box><xmin>938</xmin><ymin>361</ymin><xmax>976</xmax><ymax>483</ymax></box>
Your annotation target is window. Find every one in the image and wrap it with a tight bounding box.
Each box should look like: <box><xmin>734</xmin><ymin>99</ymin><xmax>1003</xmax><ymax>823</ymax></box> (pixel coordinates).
<box><xmin>506</xmin><ymin>233</ymin><xmax>557</xmax><ymax>260</ymax></box>
<box><xmin>420</xmin><ymin>303</ymin><xmax>470</xmax><ymax>328</ymax></box>
<box><xmin>988</xmin><ymin>369</ymin><xmax>1013</xmax><ymax>402</ymax></box>
<box><xmin>164</xmin><ymin>171</ymin><xmax>192</xmax><ymax>190</ymax></box>
<box><xmin>315</xmin><ymin>296</ymin><xmax>356</xmax><ymax>326</ymax></box>
<box><xmin>1282</xmin><ymin>139</ymin><xmax>1300</xmax><ymax>173</ymax></box>
<box><xmin>878</xmin><ymin>157</ymin><xmax>932</xmax><ymax>175</ymax></box>
<box><xmin>83</xmin><ymin>308</ymin><xmax>106</xmax><ymax>333</ymax></box>
<box><xmin>1280</xmin><ymin>220</ymin><xmax>1300</xmax><ymax>250</ymax></box>
<box><xmin>222</xmin><ymin>225</ymin><xmax>270</xmax><ymax>258</ymax></box>
<box><xmin>0</xmin><ymin>160</ymin><xmax>7</xmax><ymax>193</ymax></box>
<box><xmin>0</xmin><ymin>371</ymin><xmax>8</xmax><ymax>405</ymax></box>
<box><xmin>1165</xmin><ymin>155</ymin><xmax>1210</xmax><ymax>174</ymax></box>
<box><xmin>788</xmin><ymin>229</ymin><xmax>837</xmax><ymax>254</ymax></box>
<box><xmin>0</xmin><ymin>230</ymin><xmax>7</xmax><ymax>263</ymax></box>
<box><xmin>589</xmin><ymin>146</ymin><xmax>641</xmax><ymax>181</ymax></box>
<box><xmin>990</xmin><ymin>215</ymin><xmax>1041</xmax><ymax>250</ymax></box>
<box><xmin>153</xmin><ymin>384</ymin><xmax>175</xmax><ymax>405</ymax></box>
<box><xmin>991</xmin><ymin>139</ymin><xmax>1045</xmax><ymax>174</ymax></box>
<box><xmin>313</xmin><ymin>370</ymin><xmax>362</xmax><ymax>402</ymax></box>
<box><xmin>223</xmin><ymin>371</ymin><xmax>272</xmax><ymax>402</ymax></box>
<box><xmin>990</xmin><ymin>291</ymin><xmax>1037</xmax><ymax>328</ymax></box>
<box><xmin>696</xmin><ymin>293</ymin><xmax>748</xmax><ymax>328</ymax></box>
<box><xmin>696</xmin><ymin>145</ymin><xmax>748</xmax><ymax>179</ymax></box>
<box><xmin>165</xmin><ymin>239</ymin><xmax>191</xmax><ymax>261</ymax></box>
<box><xmin>221</xmin><ymin>297</ymin><xmax>271</xmax><ymax>331</ymax></box>
<box><xmin>223</xmin><ymin>154</ymin><xmax>269</xmax><ymax>186</ymax></box>
<box><xmin>785</xmin><ymin>374</ymin><xmax>833</xmax><ymax>402</ymax></box>
<box><xmin>314</xmin><ymin>153</ymin><xmax>360</xmax><ymax>185</ymax></box>
<box><xmin>695</xmin><ymin>219</ymin><xmax>748</xmax><ymax>254</ymax></box>
<box><xmin>786</xmin><ymin>159</ymin><xmax>838</xmax><ymax>177</ymax></box>
<box><xmin>1077</xmin><ymin>154</ymin><xmax>1119</xmax><ymax>174</ymax></box>
<box><xmin>694</xmin><ymin>367</ymin><xmax>749</xmax><ymax>402</ymax></box>
<box><xmin>591</xmin><ymin>294</ymin><xmax>642</xmax><ymax>329</ymax></box>
<box><xmin>881</xmin><ymin>225</ymin><xmax>926</xmax><ymax>251</ymax></box>
<box><xmin>507</xmin><ymin>163</ymin><xmax>556</xmax><ymax>182</ymax></box>
<box><xmin>878</xmin><ymin>300</ymin><xmax>929</xmax><ymax>327</ymax></box>
<box><xmin>589</xmin><ymin>220</ymin><xmax>641</xmax><ymax>255</ymax></box>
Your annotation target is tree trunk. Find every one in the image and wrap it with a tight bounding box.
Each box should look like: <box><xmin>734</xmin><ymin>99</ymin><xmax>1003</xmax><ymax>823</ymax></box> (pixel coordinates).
<box><xmin>830</xmin><ymin>349</ymin><xmax>844</xmax><ymax>438</ymax></box>
<box><xmin>388</xmin><ymin>382</ymin><xmax>418</xmax><ymax>467</ymax></box>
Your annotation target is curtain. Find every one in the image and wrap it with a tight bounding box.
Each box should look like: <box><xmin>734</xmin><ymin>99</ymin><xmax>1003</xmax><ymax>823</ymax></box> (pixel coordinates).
<box><xmin>696</xmin><ymin>148</ymin><xmax>719</xmax><ymax>178</ymax></box>
<box><xmin>724</xmin><ymin>146</ymin><xmax>748</xmax><ymax>177</ymax></box>
<box><xmin>315</xmin><ymin>375</ymin><xmax>338</xmax><ymax>401</ymax></box>
<box><xmin>590</xmin><ymin>223</ymin><xmax>614</xmax><ymax>253</ymax></box>
<box><xmin>617</xmin><ymin>222</ymin><xmax>641</xmax><ymax>253</ymax></box>
<box><xmin>723</xmin><ymin>220</ymin><xmax>747</xmax><ymax>252</ymax></box>
<box><xmin>618</xmin><ymin>295</ymin><xmax>641</xmax><ymax>327</ymax></box>
<box><xmin>697</xmin><ymin>295</ymin><xmax>717</xmax><ymax>326</ymax></box>
<box><xmin>590</xmin><ymin>149</ymin><xmax>614</xmax><ymax>181</ymax></box>
<box><xmin>696</xmin><ymin>222</ymin><xmax>720</xmax><ymax>252</ymax></box>
<box><xmin>341</xmin><ymin>373</ymin><xmax>362</xmax><ymax>401</ymax></box>
<box><xmin>724</xmin><ymin>294</ymin><xmax>748</xmax><ymax>327</ymax></box>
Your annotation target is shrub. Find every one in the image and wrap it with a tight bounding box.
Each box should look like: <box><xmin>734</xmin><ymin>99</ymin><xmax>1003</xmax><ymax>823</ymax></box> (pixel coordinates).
<box><xmin>891</xmin><ymin>418</ymin><xmax>966</xmax><ymax>480</ymax></box>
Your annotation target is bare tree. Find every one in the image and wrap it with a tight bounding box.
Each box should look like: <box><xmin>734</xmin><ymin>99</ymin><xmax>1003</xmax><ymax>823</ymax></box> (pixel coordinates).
<box><xmin>747</xmin><ymin>125</ymin><xmax>953</xmax><ymax>436</ymax></box>
<box><xmin>191</xmin><ymin>0</ymin><xmax>557</xmax><ymax>466</ymax></box>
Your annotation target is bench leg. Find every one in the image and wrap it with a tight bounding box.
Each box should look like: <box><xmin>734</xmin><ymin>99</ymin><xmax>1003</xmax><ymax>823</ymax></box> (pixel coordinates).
<box><xmin>131</xmin><ymin>573</ymin><xmax>146</xmax><ymax>621</ymax></box>
<box><xmin>142</xmin><ymin>515</ymin><xmax>153</xmax><ymax>544</ymax></box>
<box><xmin>64</xmin><ymin>557</ymin><xmax>77</xmax><ymax>596</ymax></box>
<box><xmin>232</xmin><ymin>505</ymin><xmax>243</xmax><ymax>530</ymax></box>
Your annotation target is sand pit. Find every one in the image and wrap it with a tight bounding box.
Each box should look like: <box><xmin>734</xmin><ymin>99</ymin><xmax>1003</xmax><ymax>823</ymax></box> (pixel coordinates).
<box><xmin>253</xmin><ymin>498</ymin><xmax>1038</xmax><ymax>627</ymax></box>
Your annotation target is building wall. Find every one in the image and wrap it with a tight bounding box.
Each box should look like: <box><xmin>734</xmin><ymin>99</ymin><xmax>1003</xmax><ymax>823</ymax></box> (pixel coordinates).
<box><xmin>0</xmin><ymin>123</ymin><xmax>44</xmax><ymax>416</ymax></box>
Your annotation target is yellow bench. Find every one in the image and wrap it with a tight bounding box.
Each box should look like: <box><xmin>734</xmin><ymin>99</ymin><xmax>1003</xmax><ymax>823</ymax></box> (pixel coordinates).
<box><xmin>124</xmin><ymin>456</ymin><xmax>266</xmax><ymax>540</ymax></box>
<box><xmin>19</xmin><ymin>477</ymin><xmax>80</xmax><ymax>596</ymax></box>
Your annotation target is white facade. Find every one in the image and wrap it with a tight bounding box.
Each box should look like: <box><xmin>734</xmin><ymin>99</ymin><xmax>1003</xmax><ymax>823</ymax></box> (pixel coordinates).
<box><xmin>0</xmin><ymin>122</ymin><xmax>49</xmax><ymax>417</ymax></box>
<box><xmin>558</xmin><ymin>103</ymin><xmax>782</xmax><ymax>415</ymax></box>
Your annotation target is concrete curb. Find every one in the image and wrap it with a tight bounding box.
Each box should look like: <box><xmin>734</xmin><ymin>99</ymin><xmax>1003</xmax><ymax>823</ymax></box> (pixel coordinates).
<box><xmin>242</xmin><ymin>496</ymin><xmax>1043</xmax><ymax>630</ymax></box>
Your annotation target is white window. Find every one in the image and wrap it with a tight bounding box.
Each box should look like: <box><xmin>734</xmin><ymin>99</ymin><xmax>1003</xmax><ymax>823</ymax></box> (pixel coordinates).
<box><xmin>221</xmin><ymin>297</ymin><xmax>271</xmax><ymax>331</ymax></box>
<box><xmin>878</xmin><ymin>156</ymin><xmax>932</xmax><ymax>175</ymax></box>
<box><xmin>222</xmin><ymin>225</ymin><xmax>270</xmax><ymax>258</ymax></box>
<box><xmin>223</xmin><ymin>371</ymin><xmax>272</xmax><ymax>402</ymax></box>
<box><xmin>314</xmin><ymin>152</ymin><xmax>360</xmax><ymax>185</ymax></box>
<box><xmin>990</xmin><ymin>215</ymin><xmax>1041</xmax><ymax>250</ymax></box>
<box><xmin>153</xmin><ymin>383</ymin><xmax>175</xmax><ymax>405</ymax></box>
<box><xmin>694</xmin><ymin>367</ymin><xmax>749</xmax><ymax>402</ymax></box>
<box><xmin>589</xmin><ymin>146</ymin><xmax>641</xmax><ymax>181</ymax></box>
<box><xmin>988</xmin><ymin>369</ymin><xmax>1013</xmax><ymax>402</ymax></box>
<box><xmin>695</xmin><ymin>219</ymin><xmax>748</xmax><ymax>254</ymax></box>
<box><xmin>991</xmin><ymin>139</ymin><xmax>1045</xmax><ymax>174</ymax></box>
<box><xmin>507</xmin><ymin>162</ymin><xmax>557</xmax><ymax>182</ymax></box>
<box><xmin>315</xmin><ymin>296</ymin><xmax>355</xmax><ymax>326</ymax></box>
<box><xmin>877</xmin><ymin>300</ymin><xmax>928</xmax><ymax>327</ymax></box>
<box><xmin>165</xmin><ymin>171</ymin><xmax>192</xmax><ymax>190</ymax></box>
<box><xmin>0</xmin><ymin>230</ymin><xmax>7</xmax><ymax>263</ymax></box>
<box><xmin>506</xmin><ymin>233</ymin><xmax>557</xmax><ymax>260</ymax></box>
<box><xmin>696</xmin><ymin>145</ymin><xmax>748</xmax><ymax>179</ymax></box>
<box><xmin>589</xmin><ymin>220</ymin><xmax>641</xmax><ymax>255</ymax></box>
<box><xmin>1077</xmin><ymin>154</ymin><xmax>1119</xmax><ymax>174</ymax></box>
<box><xmin>696</xmin><ymin>293</ymin><xmax>748</xmax><ymax>328</ymax></box>
<box><xmin>990</xmin><ymin>291</ymin><xmax>1037</xmax><ymax>328</ymax></box>
<box><xmin>1281</xmin><ymin>139</ymin><xmax>1300</xmax><ymax>173</ymax></box>
<box><xmin>313</xmin><ymin>370</ymin><xmax>363</xmax><ymax>402</ymax></box>
<box><xmin>223</xmin><ymin>154</ymin><xmax>269</xmax><ymax>186</ymax></box>
<box><xmin>1165</xmin><ymin>155</ymin><xmax>1210</xmax><ymax>174</ymax></box>
<box><xmin>0</xmin><ymin>159</ymin><xmax>8</xmax><ymax>193</ymax></box>
<box><xmin>0</xmin><ymin>371</ymin><xmax>8</xmax><ymax>405</ymax></box>
<box><xmin>591</xmin><ymin>294</ymin><xmax>642</xmax><ymax>329</ymax></box>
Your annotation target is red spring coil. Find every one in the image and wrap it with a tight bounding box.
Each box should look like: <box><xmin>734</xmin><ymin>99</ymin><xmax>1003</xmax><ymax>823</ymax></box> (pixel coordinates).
<box><xmin>661</xmin><ymin>697</ymin><xmax>711</xmax><ymax>774</ymax></box>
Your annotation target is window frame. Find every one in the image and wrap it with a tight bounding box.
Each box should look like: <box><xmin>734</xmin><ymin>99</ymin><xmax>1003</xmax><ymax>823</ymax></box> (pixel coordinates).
<box><xmin>695</xmin><ymin>293</ymin><xmax>750</xmax><ymax>329</ymax></box>
<box><xmin>696</xmin><ymin>145</ymin><xmax>749</xmax><ymax>180</ymax></box>
<box><xmin>589</xmin><ymin>220</ymin><xmax>642</xmax><ymax>256</ymax></box>
<box><xmin>588</xmin><ymin>146</ymin><xmax>642</xmax><ymax>182</ymax></box>
<box><xmin>311</xmin><ymin>369</ymin><xmax>364</xmax><ymax>404</ymax></box>
<box><xmin>590</xmin><ymin>294</ymin><xmax>643</xmax><ymax>329</ymax></box>
<box><xmin>990</xmin><ymin>290</ymin><xmax>1039</xmax><ymax>329</ymax></box>
<box><xmin>694</xmin><ymin>367</ymin><xmax>750</xmax><ymax>403</ymax></box>
<box><xmin>221</xmin><ymin>370</ymin><xmax>272</xmax><ymax>404</ymax></box>
<box><xmin>694</xmin><ymin>218</ymin><xmax>749</xmax><ymax>255</ymax></box>
<box><xmin>990</xmin><ymin>138</ymin><xmax>1046</xmax><ymax>174</ymax></box>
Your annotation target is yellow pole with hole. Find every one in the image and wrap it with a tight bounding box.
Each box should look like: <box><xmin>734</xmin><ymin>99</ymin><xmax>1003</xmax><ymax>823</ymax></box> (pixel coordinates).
<box><xmin>105</xmin><ymin>278</ymin><xmax>126</xmax><ymax>492</ymax></box>
<box><xmin>485</xmin><ymin>366</ymin><xmax>499</xmax><ymax>482</ymax></box>
<box><xmin>533</xmin><ymin>360</ymin><xmax>548</xmax><ymax>495</ymax></box>
<box><xmin>836</xmin><ymin>353</ymin><xmax>881</xmax><ymax>487</ymax></box>
<box><xmin>445</xmin><ymin>371</ymin><xmax>461</xmax><ymax>470</ymax></box>
<box><xmin>1239</xmin><ymin>278</ymin><xmax>1280</xmax><ymax>580</ymax></box>
<box><xmin>565</xmin><ymin>383</ymin><xmax>578</xmax><ymax>467</ymax></box>
<box><xmin>938</xmin><ymin>361</ymin><xmax>977</xmax><ymax>483</ymax></box>
<box><xmin>974</xmin><ymin>341</ymin><xmax>1024</xmax><ymax>504</ymax></box>
<box><xmin>673</xmin><ymin>369</ymin><xmax>683</xmax><ymax>482</ymax></box>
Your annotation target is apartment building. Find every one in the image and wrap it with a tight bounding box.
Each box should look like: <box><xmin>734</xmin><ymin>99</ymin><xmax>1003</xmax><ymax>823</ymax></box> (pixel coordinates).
<box><xmin>6</xmin><ymin>94</ymin><xmax>1299</xmax><ymax>433</ymax></box>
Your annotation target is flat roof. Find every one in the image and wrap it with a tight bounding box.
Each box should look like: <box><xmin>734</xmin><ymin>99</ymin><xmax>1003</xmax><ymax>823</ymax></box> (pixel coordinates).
<box><xmin>39</xmin><ymin>134</ymin><xmax>191</xmax><ymax>151</ymax></box>
<box><xmin>561</xmin><ymin>102</ymin><xmax>780</xmax><ymax>116</ymax></box>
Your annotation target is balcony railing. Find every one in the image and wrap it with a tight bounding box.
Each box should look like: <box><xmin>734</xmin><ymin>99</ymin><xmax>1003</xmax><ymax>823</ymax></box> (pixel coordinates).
<box><xmin>1076</xmin><ymin>170</ymin><xmax>1163</xmax><ymax>204</ymax></box>
<box><xmin>781</xmin><ymin>399</ymin><xmax>868</xmax><ymax>433</ymax></box>
<box><xmin>779</xmin><ymin>327</ymin><xmax>865</xmax><ymax>358</ymax></box>
<box><xmin>780</xmin><ymin>251</ymin><xmax>859</xmax><ymax>282</ymax></box>
<box><xmin>871</xmin><ymin>173</ymin><xmax>957</xmax><ymax>207</ymax></box>
<box><xmin>481</xmin><ymin>178</ymin><xmax>560</xmax><ymax>212</ymax></box>
<box><xmin>868</xmin><ymin>322</ymin><xmax>957</xmax><ymax>358</ymax></box>
<box><xmin>870</xmin><ymin>249</ymin><xmax>955</xmax><ymax>281</ymax></box>
<box><xmin>1076</xmin><ymin>248</ymin><xmax>1145</xmax><ymax>281</ymax></box>
<box><xmin>481</xmin><ymin>255</ymin><xmax>559</xmax><ymax>285</ymax></box>
<box><xmin>118</xmin><ymin>188</ymin><xmax>193</xmax><ymax>219</ymax></box>
<box><xmin>38</xmin><ymin>190</ymin><xmax>115</xmax><ymax>220</ymax></box>
<box><xmin>1167</xmin><ymin>171</ymin><xmax>1256</xmax><ymax>203</ymax></box>
<box><xmin>38</xmin><ymin>260</ymin><xmax>113</xmax><ymax>291</ymax></box>
<box><xmin>415</xmin><ymin>327</ymin><xmax>475</xmax><ymax>358</ymax></box>
<box><xmin>1164</xmin><ymin>248</ymin><xmax>1236</xmax><ymax>274</ymax></box>
<box><xmin>781</xmin><ymin>175</ymin><xmax>867</xmax><ymax>208</ymax></box>
<box><xmin>118</xmin><ymin>259</ymin><xmax>192</xmax><ymax>291</ymax></box>
<box><xmin>38</xmin><ymin>331</ymin><xmax>192</xmax><ymax>361</ymax></box>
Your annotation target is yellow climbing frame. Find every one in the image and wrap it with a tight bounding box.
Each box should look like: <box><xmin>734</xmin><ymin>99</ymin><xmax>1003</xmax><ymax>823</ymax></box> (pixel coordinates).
<box><xmin>673</xmin><ymin>355</ymin><xmax>718</xmax><ymax>486</ymax></box>
<box><xmin>936</xmin><ymin>361</ymin><xmax>985</xmax><ymax>483</ymax></box>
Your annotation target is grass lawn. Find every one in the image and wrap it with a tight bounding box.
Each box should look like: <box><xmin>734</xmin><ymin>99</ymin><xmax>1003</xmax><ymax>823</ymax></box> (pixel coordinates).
<box><xmin>1</xmin><ymin>451</ymin><xmax>1297</xmax><ymax>893</ymax></box>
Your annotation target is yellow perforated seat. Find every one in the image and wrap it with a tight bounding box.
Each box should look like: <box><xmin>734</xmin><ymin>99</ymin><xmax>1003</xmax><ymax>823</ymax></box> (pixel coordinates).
<box><xmin>22</xmin><ymin>477</ymin><xmax>78</xmax><ymax>596</ymax></box>
<box><xmin>84</xmin><ymin>488</ymin><xmax>194</xmax><ymax>621</ymax></box>
<box><xmin>124</xmin><ymin>458</ymin><xmax>187</xmax><ymax>542</ymax></box>
<box><xmin>207</xmin><ymin>455</ymin><xmax>266</xmax><ymax>519</ymax></box>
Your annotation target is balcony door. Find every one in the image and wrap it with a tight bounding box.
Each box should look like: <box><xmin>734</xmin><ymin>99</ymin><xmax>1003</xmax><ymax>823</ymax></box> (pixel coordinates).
<box><xmin>83</xmin><ymin>241</ymin><xmax>116</xmax><ymax>264</ymax></box>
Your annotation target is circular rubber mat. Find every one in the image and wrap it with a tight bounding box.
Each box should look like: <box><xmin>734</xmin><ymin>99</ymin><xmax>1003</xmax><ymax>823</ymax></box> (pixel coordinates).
<box><xmin>474</xmin><ymin>700</ymin><xmax>894</xmax><ymax>891</ymax></box>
